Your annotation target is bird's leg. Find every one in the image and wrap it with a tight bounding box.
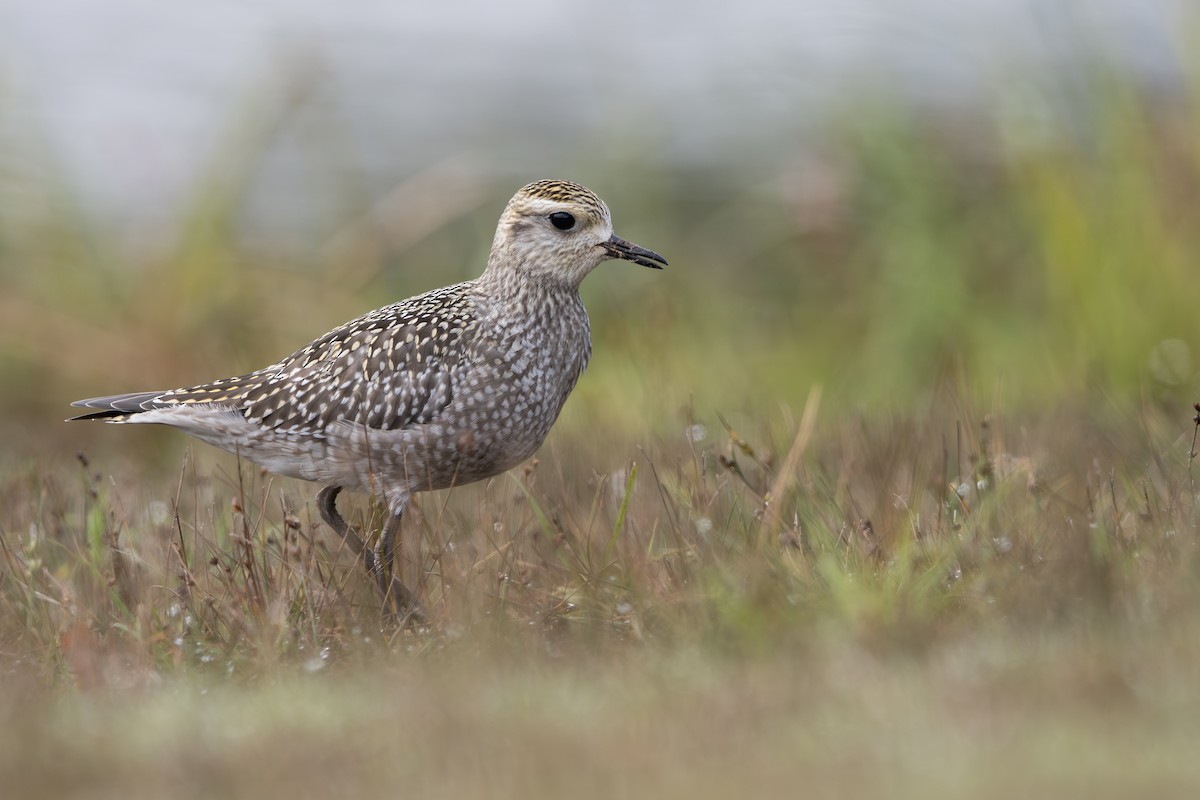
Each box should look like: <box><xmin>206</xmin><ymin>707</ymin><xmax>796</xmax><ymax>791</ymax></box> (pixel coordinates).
<box><xmin>316</xmin><ymin>485</ymin><xmax>375</xmax><ymax>574</ymax></box>
<box><xmin>318</xmin><ymin>485</ymin><xmax>425</xmax><ymax>624</ymax></box>
<box><xmin>374</xmin><ymin>508</ymin><xmax>427</xmax><ymax>625</ymax></box>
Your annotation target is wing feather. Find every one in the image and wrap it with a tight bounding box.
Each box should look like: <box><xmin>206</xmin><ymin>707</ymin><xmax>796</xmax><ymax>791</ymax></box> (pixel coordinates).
<box><xmin>70</xmin><ymin>283</ymin><xmax>477</xmax><ymax>435</ymax></box>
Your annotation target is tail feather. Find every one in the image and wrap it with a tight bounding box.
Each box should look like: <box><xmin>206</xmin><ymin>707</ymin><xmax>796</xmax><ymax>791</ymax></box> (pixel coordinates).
<box><xmin>68</xmin><ymin>390</ymin><xmax>169</xmax><ymax>422</ymax></box>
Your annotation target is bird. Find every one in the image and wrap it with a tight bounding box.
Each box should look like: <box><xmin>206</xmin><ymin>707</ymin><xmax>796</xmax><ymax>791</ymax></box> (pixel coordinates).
<box><xmin>69</xmin><ymin>179</ymin><xmax>667</xmax><ymax>623</ymax></box>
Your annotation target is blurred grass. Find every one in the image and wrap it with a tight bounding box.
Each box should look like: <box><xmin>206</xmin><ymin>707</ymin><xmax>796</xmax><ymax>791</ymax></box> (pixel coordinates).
<box><xmin>3</xmin><ymin>56</ymin><xmax>1200</xmax><ymax>798</ymax></box>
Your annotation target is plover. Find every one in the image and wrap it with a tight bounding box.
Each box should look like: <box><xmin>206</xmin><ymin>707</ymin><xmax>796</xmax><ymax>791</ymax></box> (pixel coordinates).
<box><xmin>71</xmin><ymin>179</ymin><xmax>666</xmax><ymax>622</ymax></box>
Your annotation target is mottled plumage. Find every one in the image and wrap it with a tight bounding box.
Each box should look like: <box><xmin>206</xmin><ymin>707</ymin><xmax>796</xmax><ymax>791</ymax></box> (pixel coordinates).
<box><xmin>71</xmin><ymin>179</ymin><xmax>666</xmax><ymax>620</ymax></box>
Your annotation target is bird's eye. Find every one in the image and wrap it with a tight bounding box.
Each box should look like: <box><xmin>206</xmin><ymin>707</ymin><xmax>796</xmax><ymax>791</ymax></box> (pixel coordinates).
<box><xmin>548</xmin><ymin>212</ymin><xmax>576</xmax><ymax>231</ymax></box>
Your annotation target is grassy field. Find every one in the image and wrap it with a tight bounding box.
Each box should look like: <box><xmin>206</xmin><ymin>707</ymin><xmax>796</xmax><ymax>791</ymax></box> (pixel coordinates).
<box><xmin>4</xmin><ymin>66</ymin><xmax>1200</xmax><ymax>797</ymax></box>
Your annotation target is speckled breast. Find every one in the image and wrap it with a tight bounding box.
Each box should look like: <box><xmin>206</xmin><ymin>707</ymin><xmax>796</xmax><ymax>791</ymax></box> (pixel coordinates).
<box><xmin>385</xmin><ymin>289</ymin><xmax>592</xmax><ymax>492</ymax></box>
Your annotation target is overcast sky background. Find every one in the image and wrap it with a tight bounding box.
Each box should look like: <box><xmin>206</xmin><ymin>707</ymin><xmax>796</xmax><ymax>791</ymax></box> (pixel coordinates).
<box><xmin>0</xmin><ymin>0</ymin><xmax>1189</xmax><ymax>233</ymax></box>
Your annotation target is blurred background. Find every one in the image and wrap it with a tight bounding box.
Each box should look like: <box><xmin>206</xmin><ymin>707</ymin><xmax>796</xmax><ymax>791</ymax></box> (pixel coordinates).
<box><xmin>7</xmin><ymin>8</ymin><xmax>1200</xmax><ymax>793</ymax></box>
<box><xmin>1</xmin><ymin>0</ymin><xmax>1198</xmax><ymax>465</ymax></box>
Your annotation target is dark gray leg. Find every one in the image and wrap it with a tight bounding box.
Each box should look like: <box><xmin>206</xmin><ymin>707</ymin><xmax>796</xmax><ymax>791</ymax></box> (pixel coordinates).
<box><xmin>316</xmin><ymin>485</ymin><xmax>374</xmax><ymax>573</ymax></box>
<box><xmin>376</xmin><ymin>511</ymin><xmax>427</xmax><ymax>625</ymax></box>
<box><xmin>317</xmin><ymin>485</ymin><xmax>425</xmax><ymax>624</ymax></box>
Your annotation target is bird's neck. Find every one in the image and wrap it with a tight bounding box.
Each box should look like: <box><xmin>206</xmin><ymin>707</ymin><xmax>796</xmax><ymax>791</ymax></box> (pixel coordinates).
<box><xmin>479</xmin><ymin>253</ymin><xmax>584</xmax><ymax>299</ymax></box>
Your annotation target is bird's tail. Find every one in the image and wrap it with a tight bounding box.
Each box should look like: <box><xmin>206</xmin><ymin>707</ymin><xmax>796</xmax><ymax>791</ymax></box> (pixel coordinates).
<box><xmin>68</xmin><ymin>391</ymin><xmax>169</xmax><ymax>422</ymax></box>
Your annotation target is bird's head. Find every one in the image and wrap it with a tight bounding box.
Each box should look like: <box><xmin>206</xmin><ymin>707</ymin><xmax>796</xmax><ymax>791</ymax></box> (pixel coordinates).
<box><xmin>487</xmin><ymin>179</ymin><xmax>667</xmax><ymax>288</ymax></box>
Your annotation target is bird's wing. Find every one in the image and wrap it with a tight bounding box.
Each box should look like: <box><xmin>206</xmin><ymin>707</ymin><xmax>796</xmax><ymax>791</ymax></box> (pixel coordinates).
<box><xmin>76</xmin><ymin>284</ymin><xmax>477</xmax><ymax>436</ymax></box>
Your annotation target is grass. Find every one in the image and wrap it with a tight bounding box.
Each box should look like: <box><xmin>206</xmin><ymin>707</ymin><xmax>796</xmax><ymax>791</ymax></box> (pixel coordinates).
<box><xmin>4</xmin><ymin>394</ymin><xmax>1200</xmax><ymax>798</ymax></box>
<box><xmin>4</xmin><ymin>58</ymin><xmax>1200</xmax><ymax>797</ymax></box>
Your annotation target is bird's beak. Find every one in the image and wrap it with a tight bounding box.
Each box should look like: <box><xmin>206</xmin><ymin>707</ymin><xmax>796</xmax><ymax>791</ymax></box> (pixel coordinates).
<box><xmin>602</xmin><ymin>234</ymin><xmax>668</xmax><ymax>269</ymax></box>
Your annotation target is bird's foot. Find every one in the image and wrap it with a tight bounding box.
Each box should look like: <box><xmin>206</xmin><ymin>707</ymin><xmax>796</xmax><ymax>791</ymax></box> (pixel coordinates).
<box><xmin>381</xmin><ymin>574</ymin><xmax>428</xmax><ymax>628</ymax></box>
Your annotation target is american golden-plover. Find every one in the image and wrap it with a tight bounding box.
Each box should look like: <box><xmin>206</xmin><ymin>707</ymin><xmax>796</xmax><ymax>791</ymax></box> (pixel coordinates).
<box><xmin>71</xmin><ymin>179</ymin><xmax>666</xmax><ymax>622</ymax></box>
